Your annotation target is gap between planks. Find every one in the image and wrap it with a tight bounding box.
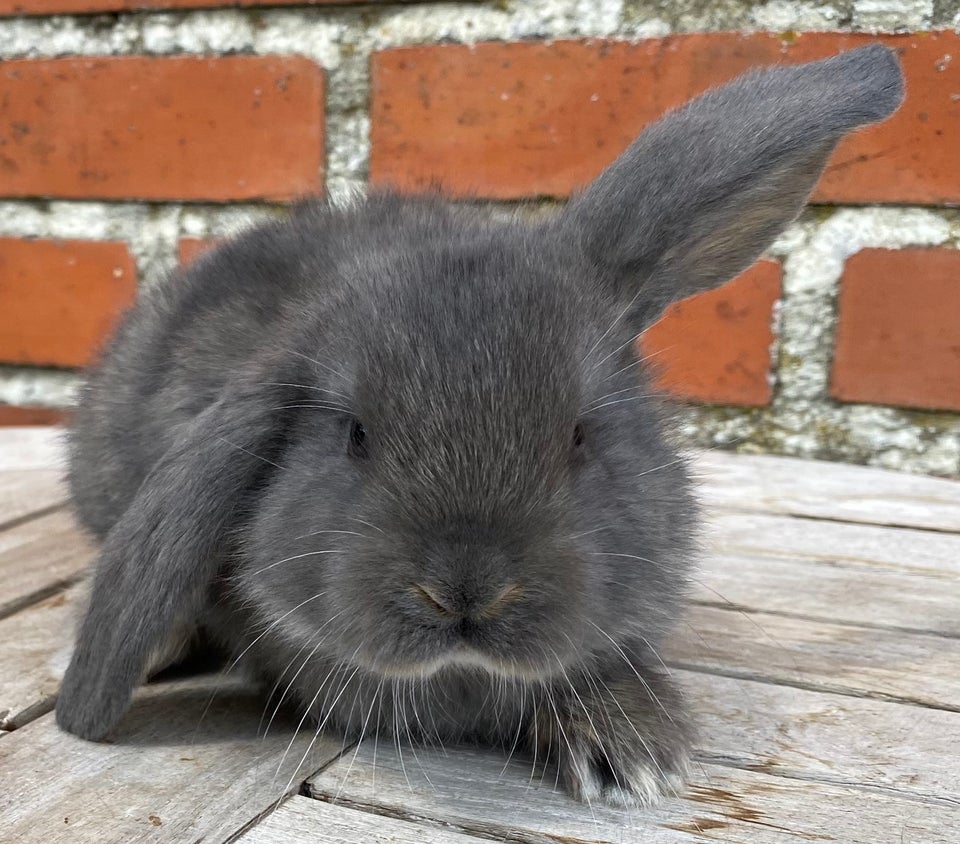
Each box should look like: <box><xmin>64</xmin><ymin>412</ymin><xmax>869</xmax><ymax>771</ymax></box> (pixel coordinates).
<box><xmin>668</xmin><ymin>661</ymin><xmax>960</xmax><ymax>715</ymax></box>
<box><xmin>707</xmin><ymin>503</ymin><xmax>960</xmax><ymax>537</ymax></box>
<box><xmin>0</xmin><ymin>500</ymin><xmax>68</xmax><ymax>534</ymax></box>
<box><xmin>0</xmin><ymin>508</ymin><xmax>95</xmax><ymax>622</ymax></box>
<box><xmin>688</xmin><ymin>599</ymin><xmax>960</xmax><ymax>642</ymax></box>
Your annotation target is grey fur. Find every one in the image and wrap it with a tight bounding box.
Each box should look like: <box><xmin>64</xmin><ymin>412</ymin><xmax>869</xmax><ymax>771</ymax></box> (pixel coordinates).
<box><xmin>56</xmin><ymin>46</ymin><xmax>903</xmax><ymax>806</ymax></box>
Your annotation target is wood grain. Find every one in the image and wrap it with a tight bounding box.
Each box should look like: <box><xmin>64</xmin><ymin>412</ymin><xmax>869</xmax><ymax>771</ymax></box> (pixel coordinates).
<box><xmin>0</xmin><ymin>427</ymin><xmax>68</xmax><ymax>529</ymax></box>
<box><xmin>236</xmin><ymin>795</ymin><xmax>492</xmax><ymax>843</ymax></box>
<box><xmin>696</xmin><ymin>451</ymin><xmax>960</xmax><ymax>532</ymax></box>
<box><xmin>0</xmin><ymin>469</ymin><xmax>68</xmax><ymax>530</ymax></box>
<box><xmin>0</xmin><ymin>509</ymin><xmax>94</xmax><ymax>619</ymax></box>
<box><xmin>0</xmin><ymin>426</ymin><xmax>64</xmax><ymax>472</ymax></box>
<box><xmin>696</xmin><ymin>510</ymin><xmax>960</xmax><ymax>634</ymax></box>
<box><xmin>0</xmin><ymin>679</ymin><xmax>345</xmax><ymax>843</ymax></box>
<box><xmin>307</xmin><ymin>740</ymin><xmax>960</xmax><ymax>844</ymax></box>
<box><xmin>706</xmin><ymin>509</ymin><xmax>960</xmax><ymax>573</ymax></box>
<box><xmin>0</xmin><ymin>584</ymin><xmax>80</xmax><ymax>730</ymax></box>
<box><xmin>681</xmin><ymin>670</ymin><xmax>960</xmax><ymax>803</ymax></box>
<box><xmin>670</xmin><ymin>603</ymin><xmax>960</xmax><ymax>710</ymax></box>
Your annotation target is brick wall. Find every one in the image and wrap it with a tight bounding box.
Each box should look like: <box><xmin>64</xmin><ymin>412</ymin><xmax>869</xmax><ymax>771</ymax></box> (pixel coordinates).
<box><xmin>0</xmin><ymin>0</ymin><xmax>957</xmax><ymax>477</ymax></box>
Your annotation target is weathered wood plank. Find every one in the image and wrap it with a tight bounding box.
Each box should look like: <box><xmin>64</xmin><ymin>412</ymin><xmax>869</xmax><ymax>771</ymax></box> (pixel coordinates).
<box><xmin>695</xmin><ymin>510</ymin><xmax>960</xmax><ymax>634</ymax></box>
<box><xmin>681</xmin><ymin>669</ymin><xmax>960</xmax><ymax>803</ymax></box>
<box><xmin>706</xmin><ymin>509</ymin><xmax>960</xmax><ymax>575</ymax></box>
<box><xmin>0</xmin><ymin>426</ymin><xmax>64</xmax><ymax>472</ymax></box>
<box><xmin>307</xmin><ymin>741</ymin><xmax>960</xmax><ymax>844</ymax></box>
<box><xmin>7</xmin><ymin>590</ymin><xmax>953</xmax><ymax>825</ymax></box>
<box><xmin>236</xmin><ymin>795</ymin><xmax>493</xmax><ymax>844</ymax></box>
<box><xmin>0</xmin><ymin>584</ymin><xmax>79</xmax><ymax>730</ymax></box>
<box><xmin>0</xmin><ymin>509</ymin><xmax>94</xmax><ymax>619</ymax></box>
<box><xmin>0</xmin><ymin>427</ymin><xmax>68</xmax><ymax>529</ymax></box>
<box><xmin>0</xmin><ymin>469</ymin><xmax>68</xmax><ymax>530</ymax></box>
<box><xmin>670</xmin><ymin>603</ymin><xmax>960</xmax><ymax>710</ymax></box>
<box><xmin>0</xmin><ymin>680</ymin><xmax>345</xmax><ymax>843</ymax></box>
<box><xmin>696</xmin><ymin>451</ymin><xmax>960</xmax><ymax>533</ymax></box>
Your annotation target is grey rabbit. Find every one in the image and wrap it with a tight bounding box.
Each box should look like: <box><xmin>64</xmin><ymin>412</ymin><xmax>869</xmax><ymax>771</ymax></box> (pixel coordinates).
<box><xmin>56</xmin><ymin>45</ymin><xmax>903</xmax><ymax>806</ymax></box>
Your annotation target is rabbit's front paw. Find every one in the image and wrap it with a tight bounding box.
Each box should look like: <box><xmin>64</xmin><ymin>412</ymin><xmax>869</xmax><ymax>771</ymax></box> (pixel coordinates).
<box><xmin>544</xmin><ymin>669</ymin><xmax>692</xmax><ymax>807</ymax></box>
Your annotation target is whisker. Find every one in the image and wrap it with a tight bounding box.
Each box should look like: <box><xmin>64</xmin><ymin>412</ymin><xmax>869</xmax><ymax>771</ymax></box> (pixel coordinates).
<box><xmin>581</xmin><ymin>384</ymin><xmax>653</xmax><ymax>411</ymax></box>
<box><xmin>593</xmin><ymin>671</ymin><xmax>678</xmax><ymax>800</ymax></box>
<box><xmin>280</xmin><ymin>661</ymin><xmax>363</xmax><ymax>799</ymax></box>
<box><xmin>258</xmin><ymin>639</ymin><xmax>316</xmax><ymax>738</ymax></box>
<box><xmin>587</xmin><ymin>621</ymin><xmax>677</xmax><ymax>729</ymax></box>
<box><xmin>500</xmin><ymin>680</ymin><xmax>526</xmax><ymax>777</ymax></box>
<box><xmin>245</xmin><ymin>548</ymin><xmax>344</xmax><ymax>579</ymax></box>
<box><xmin>581</xmin><ymin>394</ymin><xmax>659</xmax><ymax>414</ymax></box>
<box><xmin>636</xmin><ymin>456</ymin><xmax>686</xmax><ymax>478</ymax></box>
<box><xmin>272</xmin><ymin>403</ymin><xmax>352</xmax><ymax>413</ymax></box>
<box><xmin>261</xmin><ymin>381</ymin><xmax>352</xmax><ymax>402</ymax></box>
<box><xmin>216</xmin><ymin>436</ymin><xmax>283</xmax><ymax>469</ymax></box>
<box><xmin>333</xmin><ymin>676</ymin><xmax>383</xmax><ymax>803</ymax></box>
<box><xmin>551</xmin><ymin>645</ymin><xmax>616</xmax><ymax>815</ymax></box>
<box><xmin>275</xmin><ymin>644</ymin><xmax>359</xmax><ymax>783</ymax></box>
<box><xmin>581</xmin><ymin>286</ymin><xmax>645</xmax><ymax>368</ymax></box>
<box><xmin>349</xmin><ymin>516</ymin><xmax>386</xmax><ymax>535</ymax></box>
<box><xmin>261</xmin><ymin>611</ymin><xmax>348</xmax><ymax>741</ymax></box>
<box><xmin>292</xmin><ymin>528</ymin><xmax>368</xmax><ymax>542</ymax></box>
<box><xmin>282</xmin><ymin>348</ymin><xmax>349</xmax><ymax>382</ymax></box>
<box><xmin>601</xmin><ymin>344</ymin><xmax>676</xmax><ymax>382</ymax></box>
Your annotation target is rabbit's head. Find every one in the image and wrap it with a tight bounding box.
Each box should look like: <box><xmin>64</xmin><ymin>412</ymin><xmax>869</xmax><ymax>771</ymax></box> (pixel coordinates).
<box><xmin>240</xmin><ymin>199</ymin><xmax>691</xmax><ymax>680</ymax></box>
<box><xmin>57</xmin><ymin>44</ymin><xmax>903</xmax><ymax>740</ymax></box>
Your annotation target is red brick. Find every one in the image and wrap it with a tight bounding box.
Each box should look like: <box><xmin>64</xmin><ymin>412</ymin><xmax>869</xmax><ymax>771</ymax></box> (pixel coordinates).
<box><xmin>639</xmin><ymin>260</ymin><xmax>781</xmax><ymax>407</ymax></box>
<box><xmin>0</xmin><ymin>0</ymin><xmax>396</xmax><ymax>13</ymax></box>
<box><xmin>831</xmin><ymin>248</ymin><xmax>960</xmax><ymax>412</ymax></box>
<box><xmin>0</xmin><ymin>405</ymin><xmax>70</xmax><ymax>426</ymax></box>
<box><xmin>178</xmin><ymin>237</ymin><xmax>220</xmax><ymax>267</ymax></box>
<box><xmin>0</xmin><ymin>238</ymin><xmax>137</xmax><ymax>368</ymax></box>
<box><xmin>0</xmin><ymin>56</ymin><xmax>324</xmax><ymax>201</ymax></box>
<box><xmin>371</xmin><ymin>33</ymin><xmax>960</xmax><ymax>204</ymax></box>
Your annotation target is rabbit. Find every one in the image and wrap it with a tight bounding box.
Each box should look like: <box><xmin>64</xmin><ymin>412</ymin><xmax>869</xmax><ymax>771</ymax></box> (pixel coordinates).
<box><xmin>55</xmin><ymin>44</ymin><xmax>903</xmax><ymax>807</ymax></box>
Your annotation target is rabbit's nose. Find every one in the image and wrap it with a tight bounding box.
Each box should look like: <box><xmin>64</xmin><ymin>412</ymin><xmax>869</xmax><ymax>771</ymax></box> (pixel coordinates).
<box><xmin>412</xmin><ymin>581</ymin><xmax>523</xmax><ymax>621</ymax></box>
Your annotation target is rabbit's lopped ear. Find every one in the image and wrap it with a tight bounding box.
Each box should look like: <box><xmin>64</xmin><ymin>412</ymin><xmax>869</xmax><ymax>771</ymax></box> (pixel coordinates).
<box><xmin>563</xmin><ymin>44</ymin><xmax>904</xmax><ymax>331</ymax></box>
<box><xmin>56</xmin><ymin>372</ymin><xmax>296</xmax><ymax>741</ymax></box>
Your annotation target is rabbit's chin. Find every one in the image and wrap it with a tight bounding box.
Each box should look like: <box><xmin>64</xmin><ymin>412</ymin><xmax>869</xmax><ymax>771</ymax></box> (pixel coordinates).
<box><xmin>367</xmin><ymin>643</ymin><xmax>566</xmax><ymax>683</ymax></box>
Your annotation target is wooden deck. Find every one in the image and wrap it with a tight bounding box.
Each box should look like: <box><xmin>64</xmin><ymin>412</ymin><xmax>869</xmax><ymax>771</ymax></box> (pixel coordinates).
<box><xmin>1</xmin><ymin>426</ymin><xmax>958</xmax><ymax>843</ymax></box>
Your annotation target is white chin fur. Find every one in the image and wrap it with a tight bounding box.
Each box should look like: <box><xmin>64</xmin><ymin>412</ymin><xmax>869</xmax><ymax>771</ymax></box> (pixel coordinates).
<box><xmin>378</xmin><ymin>647</ymin><xmax>551</xmax><ymax>683</ymax></box>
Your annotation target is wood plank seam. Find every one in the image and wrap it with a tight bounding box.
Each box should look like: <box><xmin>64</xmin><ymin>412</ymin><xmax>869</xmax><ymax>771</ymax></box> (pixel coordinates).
<box><xmin>305</xmin><ymin>793</ymin><xmax>537</xmax><ymax>844</ymax></box>
<box><xmin>707</xmin><ymin>503</ymin><xmax>960</xmax><ymax>537</ymax></box>
<box><xmin>1</xmin><ymin>695</ymin><xmax>56</xmax><ymax>733</ymax></box>
<box><xmin>0</xmin><ymin>573</ymin><xmax>83</xmax><ymax>624</ymax></box>
<box><xmin>667</xmin><ymin>661</ymin><xmax>960</xmax><ymax>714</ymax></box>
<box><xmin>688</xmin><ymin>598</ymin><xmax>960</xmax><ymax>642</ymax></box>
<box><xmin>221</xmin><ymin>744</ymin><xmax>363</xmax><ymax>844</ymax></box>
<box><xmin>0</xmin><ymin>501</ymin><xmax>68</xmax><ymax>534</ymax></box>
<box><xmin>694</xmin><ymin>753</ymin><xmax>960</xmax><ymax>809</ymax></box>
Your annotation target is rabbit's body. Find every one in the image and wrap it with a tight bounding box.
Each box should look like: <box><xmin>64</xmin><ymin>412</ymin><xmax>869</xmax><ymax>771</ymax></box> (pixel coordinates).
<box><xmin>69</xmin><ymin>196</ymin><xmax>695</xmax><ymax>803</ymax></box>
<box><xmin>57</xmin><ymin>45</ymin><xmax>905</xmax><ymax>807</ymax></box>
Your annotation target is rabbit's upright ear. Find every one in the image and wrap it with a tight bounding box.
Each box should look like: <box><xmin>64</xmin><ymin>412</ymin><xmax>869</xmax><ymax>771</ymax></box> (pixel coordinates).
<box><xmin>563</xmin><ymin>44</ymin><xmax>904</xmax><ymax>331</ymax></box>
<box><xmin>56</xmin><ymin>370</ymin><xmax>296</xmax><ymax>741</ymax></box>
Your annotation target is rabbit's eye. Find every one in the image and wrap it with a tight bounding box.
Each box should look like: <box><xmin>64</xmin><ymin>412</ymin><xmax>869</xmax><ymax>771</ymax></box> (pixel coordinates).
<box><xmin>573</xmin><ymin>423</ymin><xmax>585</xmax><ymax>449</ymax></box>
<box><xmin>349</xmin><ymin>420</ymin><xmax>367</xmax><ymax>458</ymax></box>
